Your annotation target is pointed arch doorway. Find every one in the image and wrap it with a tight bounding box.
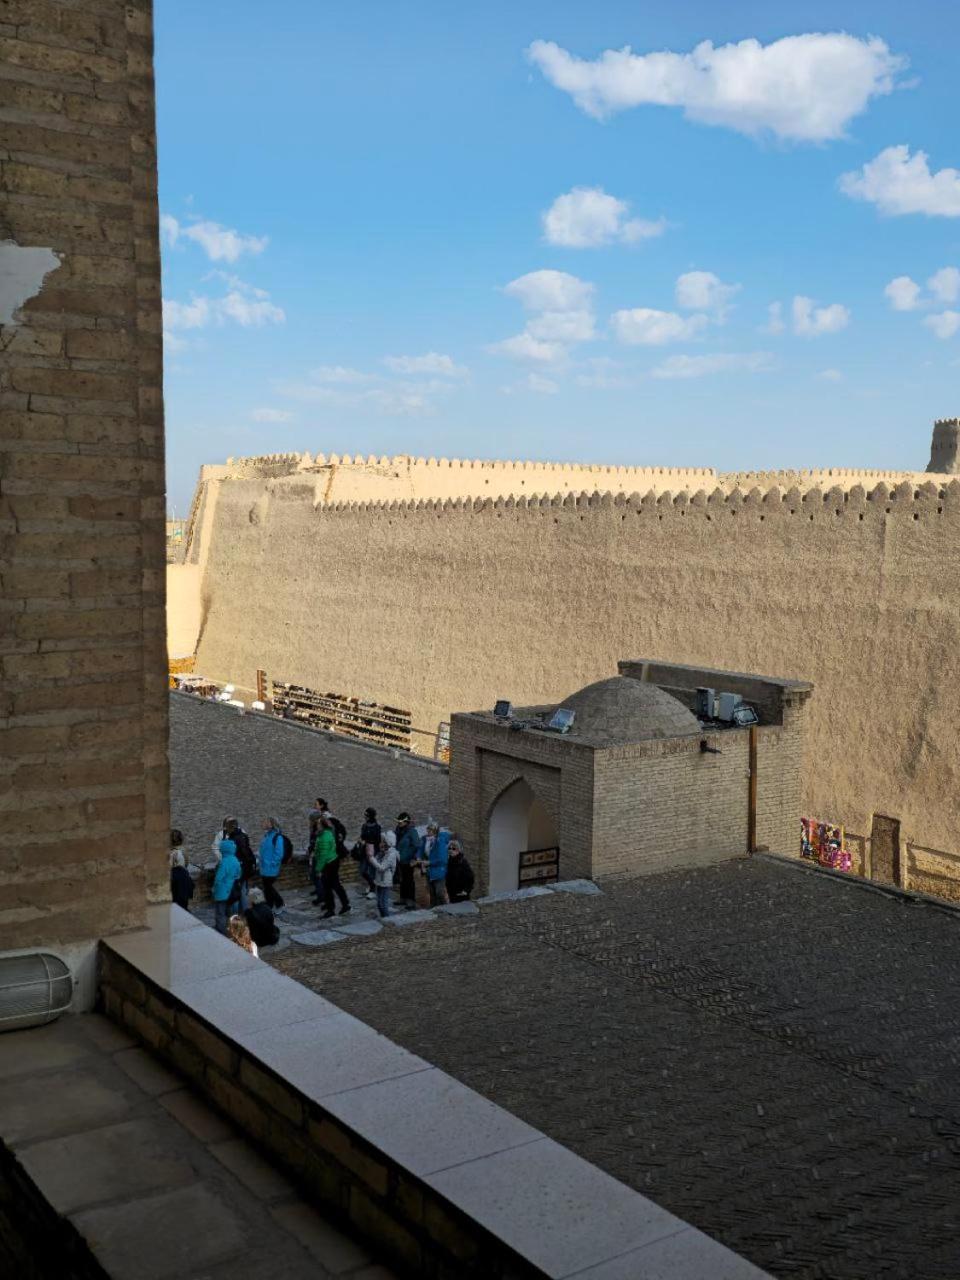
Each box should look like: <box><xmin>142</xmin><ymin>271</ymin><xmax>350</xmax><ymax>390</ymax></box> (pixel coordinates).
<box><xmin>488</xmin><ymin>778</ymin><xmax>558</xmax><ymax>893</ymax></box>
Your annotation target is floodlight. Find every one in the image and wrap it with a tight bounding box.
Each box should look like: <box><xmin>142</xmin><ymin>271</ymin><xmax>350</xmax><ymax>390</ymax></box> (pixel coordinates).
<box><xmin>732</xmin><ymin>705</ymin><xmax>759</xmax><ymax>727</ymax></box>
<box><xmin>548</xmin><ymin>707</ymin><xmax>575</xmax><ymax>733</ymax></box>
<box><xmin>494</xmin><ymin>700</ymin><xmax>513</xmax><ymax>719</ymax></box>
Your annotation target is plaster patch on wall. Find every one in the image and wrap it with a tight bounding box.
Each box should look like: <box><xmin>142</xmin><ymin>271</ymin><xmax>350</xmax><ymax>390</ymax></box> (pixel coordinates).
<box><xmin>0</xmin><ymin>241</ymin><xmax>61</xmax><ymax>325</ymax></box>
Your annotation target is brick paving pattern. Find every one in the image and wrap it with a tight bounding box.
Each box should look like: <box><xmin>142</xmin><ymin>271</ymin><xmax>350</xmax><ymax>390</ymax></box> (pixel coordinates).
<box><xmin>172</xmin><ymin>698</ymin><xmax>960</xmax><ymax>1278</ymax></box>
<box><xmin>273</xmin><ymin>859</ymin><xmax>960</xmax><ymax>1280</ymax></box>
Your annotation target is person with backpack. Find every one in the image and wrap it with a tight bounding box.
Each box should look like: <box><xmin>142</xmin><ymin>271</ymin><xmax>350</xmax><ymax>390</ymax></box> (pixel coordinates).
<box><xmin>353</xmin><ymin>806</ymin><xmax>381</xmax><ymax>900</ymax></box>
<box><xmin>425</xmin><ymin>825</ymin><xmax>450</xmax><ymax>906</ymax></box>
<box><xmin>317</xmin><ymin>800</ymin><xmax>348</xmax><ymax>857</ymax></box>
<box><xmin>394</xmin><ymin>811</ymin><xmax>422</xmax><ymax>910</ymax></box>
<box><xmin>212</xmin><ymin>838</ymin><xmax>242</xmax><ymax>934</ymax></box>
<box><xmin>224</xmin><ymin>818</ymin><xmax>255</xmax><ymax>912</ymax></box>
<box><xmin>307</xmin><ymin>797</ymin><xmax>325</xmax><ymax>854</ymax></box>
<box><xmin>245</xmin><ymin>887</ymin><xmax>280</xmax><ymax>949</ymax></box>
<box><xmin>313</xmin><ymin>815</ymin><xmax>350</xmax><ymax>918</ymax></box>
<box><xmin>257</xmin><ymin>817</ymin><xmax>290</xmax><ymax>913</ymax></box>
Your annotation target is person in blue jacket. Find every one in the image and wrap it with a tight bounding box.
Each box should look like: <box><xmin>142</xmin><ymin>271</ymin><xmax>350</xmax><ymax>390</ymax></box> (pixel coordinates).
<box><xmin>257</xmin><ymin>817</ymin><xmax>287</xmax><ymax>913</ymax></box>
<box><xmin>425</xmin><ymin>826</ymin><xmax>450</xmax><ymax>906</ymax></box>
<box><xmin>394</xmin><ymin>812</ymin><xmax>422</xmax><ymax>910</ymax></box>
<box><xmin>212</xmin><ymin>838</ymin><xmax>242</xmax><ymax>935</ymax></box>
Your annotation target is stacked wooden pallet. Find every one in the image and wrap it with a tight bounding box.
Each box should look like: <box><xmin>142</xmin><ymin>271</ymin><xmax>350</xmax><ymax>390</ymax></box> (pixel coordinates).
<box><xmin>271</xmin><ymin>681</ymin><xmax>412</xmax><ymax>751</ymax></box>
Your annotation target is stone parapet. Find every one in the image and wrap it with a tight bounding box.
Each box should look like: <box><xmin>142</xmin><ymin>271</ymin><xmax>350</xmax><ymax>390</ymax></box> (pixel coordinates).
<box><xmin>98</xmin><ymin>905</ymin><xmax>769</xmax><ymax>1279</ymax></box>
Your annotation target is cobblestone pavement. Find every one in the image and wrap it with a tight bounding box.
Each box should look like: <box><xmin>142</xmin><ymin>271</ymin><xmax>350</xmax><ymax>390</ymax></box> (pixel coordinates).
<box><xmin>169</xmin><ymin>693</ymin><xmax>449</xmax><ymax>858</ymax></box>
<box><xmin>272</xmin><ymin>859</ymin><xmax>960</xmax><ymax>1280</ymax></box>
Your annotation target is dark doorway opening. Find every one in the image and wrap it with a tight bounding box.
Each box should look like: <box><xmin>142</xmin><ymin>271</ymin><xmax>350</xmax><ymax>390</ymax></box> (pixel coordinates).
<box><xmin>870</xmin><ymin>814</ymin><xmax>902</xmax><ymax>886</ymax></box>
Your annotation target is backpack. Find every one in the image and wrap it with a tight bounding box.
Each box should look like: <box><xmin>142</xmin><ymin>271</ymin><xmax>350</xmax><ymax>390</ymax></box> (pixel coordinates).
<box><xmin>279</xmin><ymin>832</ymin><xmax>293</xmax><ymax>865</ymax></box>
<box><xmin>330</xmin><ymin>815</ymin><xmax>348</xmax><ymax>857</ymax></box>
<box><xmin>233</xmin><ymin>829</ymin><xmax>256</xmax><ymax>881</ymax></box>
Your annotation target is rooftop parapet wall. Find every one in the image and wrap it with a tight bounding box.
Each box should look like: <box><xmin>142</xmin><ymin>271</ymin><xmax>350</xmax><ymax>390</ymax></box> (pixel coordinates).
<box><xmin>192</xmin><ymin>474</ymin><xmax>960</xmax><ymax>857</ymax></box>
<box><xmin>185</xmin><ymin>452</ymin><xmax>954</xmax><ymax>525</ymax></box>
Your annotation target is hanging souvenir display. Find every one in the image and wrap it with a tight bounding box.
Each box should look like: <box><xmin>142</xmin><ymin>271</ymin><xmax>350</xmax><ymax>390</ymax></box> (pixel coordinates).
<box><xmin>800</xmin><ymin>818</ymin><xmax>851</xmax><ymax>873</ymax></box>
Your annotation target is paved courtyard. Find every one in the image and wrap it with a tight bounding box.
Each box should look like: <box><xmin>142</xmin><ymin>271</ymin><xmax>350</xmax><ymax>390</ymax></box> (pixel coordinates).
<box><xmin>170</xmin><ymin>693</ymin><xmax>449</xmax><ymax>858</ymax></box>
<box><xmin>272</xmin><ymin>859</ymin><xmax>960</xmax><ymax>1280</ymax></box>
<box><xmin>0</xmin><ymin>1014</ymin><xmax>395</xmax><ymax>1279</ymax></box>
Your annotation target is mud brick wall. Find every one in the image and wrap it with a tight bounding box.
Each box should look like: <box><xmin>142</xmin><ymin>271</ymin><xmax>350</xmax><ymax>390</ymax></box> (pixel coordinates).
<box><xmin>192</xmin><ymin>477</ymin><xmax>960</xmax><ymax>860</ymax></box>
<box><xmin>0</xmin><ymin>0</ymin><xmax>169</xmax><ymax>946</ymax></box>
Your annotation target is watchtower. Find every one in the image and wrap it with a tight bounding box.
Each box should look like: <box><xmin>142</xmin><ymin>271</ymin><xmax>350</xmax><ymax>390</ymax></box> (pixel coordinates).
<box><xmin>928</xmin><ymin>418</ymin><xmax>960</xmax><ymax>474</ymax></box>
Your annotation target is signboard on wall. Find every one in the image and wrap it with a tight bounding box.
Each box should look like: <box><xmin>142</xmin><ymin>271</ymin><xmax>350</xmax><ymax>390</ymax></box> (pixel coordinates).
<box><xmin>518</xmin><ymin>846</ymin><xmax>560</xmax><ymax>888</ymax></box>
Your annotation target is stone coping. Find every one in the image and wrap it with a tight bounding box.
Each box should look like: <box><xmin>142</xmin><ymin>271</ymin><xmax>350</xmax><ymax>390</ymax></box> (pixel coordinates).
<box><xmin>99</xmin><ymin>905</ymin><xmax>769</xmax><ymax>1279</ymax></box>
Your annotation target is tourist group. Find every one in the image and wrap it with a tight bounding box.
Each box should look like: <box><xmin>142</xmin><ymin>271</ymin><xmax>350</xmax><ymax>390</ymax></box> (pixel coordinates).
<box><xmin>168</xmin><ymin>798</ymin><xmax>475</xmax><ymax>955</ymax></box>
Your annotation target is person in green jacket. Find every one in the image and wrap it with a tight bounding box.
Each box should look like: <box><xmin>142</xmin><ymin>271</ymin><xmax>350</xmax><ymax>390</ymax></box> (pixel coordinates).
<box><xmin>313</xmin><ymin>815</ymin><xmax>350</xmax><ymax>919</ymax></box>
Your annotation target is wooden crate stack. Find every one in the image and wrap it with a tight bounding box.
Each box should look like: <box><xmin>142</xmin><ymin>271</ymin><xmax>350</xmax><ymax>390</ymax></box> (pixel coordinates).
<box><xmin>271</xmin><ymin>681</ymin><xmax>413</xmax><ymax>752</ymax></box>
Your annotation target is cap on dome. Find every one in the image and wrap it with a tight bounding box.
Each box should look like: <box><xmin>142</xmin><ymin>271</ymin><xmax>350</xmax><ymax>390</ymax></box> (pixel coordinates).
<box><xmin>555</xmin><ymin>676</ymin><xmax>700</xmax><ymax>745</ymax></box>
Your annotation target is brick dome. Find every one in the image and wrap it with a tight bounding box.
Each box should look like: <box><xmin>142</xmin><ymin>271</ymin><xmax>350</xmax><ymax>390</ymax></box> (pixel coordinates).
<box><xmin>556</xmin><ymin>676</ymin><xmax>700</xmax><ymax>744</ymax></box>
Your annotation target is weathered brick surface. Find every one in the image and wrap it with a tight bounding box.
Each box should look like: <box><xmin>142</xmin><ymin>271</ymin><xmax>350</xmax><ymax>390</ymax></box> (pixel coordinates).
<box><xmin>277</xmin><ymin>859</ymin><xmax>960</xmax><ymax>1280</ymax></box>
<box><xmin>0</xmin><ymin>0</ymin><xmax>168</xmax><ymax>947</ymax></box>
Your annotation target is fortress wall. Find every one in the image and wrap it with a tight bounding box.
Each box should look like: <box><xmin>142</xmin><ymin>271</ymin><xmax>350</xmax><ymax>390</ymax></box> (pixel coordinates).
<box><xmin>721</xmin><ymin>469</ymin><xmax>949</xmax><ymax>491</ymax></box>
<box><xmin>193</xmin><ymin>477</ymin><xmax>960</xmax><ymax>855</ymax></box>
<box><xmin>207</xmin><ymin>453</ymin><xmax>718</xmax><ymax>505</ymax></box>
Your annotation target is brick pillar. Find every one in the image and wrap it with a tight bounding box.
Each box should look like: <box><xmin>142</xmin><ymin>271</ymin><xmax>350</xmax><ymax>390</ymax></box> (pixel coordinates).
<box><xmin>0</xmin><ymin>0</ymin><xmax>169</xmax><ymax>949</ymax></box>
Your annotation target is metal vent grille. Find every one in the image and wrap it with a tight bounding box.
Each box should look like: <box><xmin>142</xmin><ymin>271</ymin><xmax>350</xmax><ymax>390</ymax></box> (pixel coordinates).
<box><xmin>0</xmin><ymin>953</ymin><xmax>73</xmax><ymax>1032</ymax></box>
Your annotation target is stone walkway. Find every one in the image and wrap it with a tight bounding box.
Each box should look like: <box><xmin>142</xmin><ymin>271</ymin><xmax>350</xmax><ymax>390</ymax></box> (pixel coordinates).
<box><xmin>190</xmin><ymin>862</ymin><xmax>599</xmax><ymax>954</ymax></box>
<box><xmin>0</xmin><ymin>1014</ymin><xmax>396</xmax><ymax>1280</ymax></box>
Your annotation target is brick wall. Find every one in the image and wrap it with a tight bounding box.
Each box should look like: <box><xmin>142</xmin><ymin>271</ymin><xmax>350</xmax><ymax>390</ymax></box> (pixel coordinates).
<box><xmin>0</xmin><ymin>0</ymin><xmax>168</xmax><ymax>948</ymax></box>
<box><xmin>192</xmin><ymin>479</ymin><xmax>960</xmax><ymax>860</ymax></box>
<box><xmin>451</xmin><ymin>694</ymin><xmax>805</xmax><ymax>888</ymax></box>
<box><xmin>450</xmin><ymin>716</ymin><xmax>595</xmax><ymax>891</ymax></box>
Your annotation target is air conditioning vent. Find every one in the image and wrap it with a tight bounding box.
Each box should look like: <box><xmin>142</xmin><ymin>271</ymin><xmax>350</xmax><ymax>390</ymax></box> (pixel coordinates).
<box><xmin>0</xmin><ymin>952</ymin><xmax>73</xmax><ymax>1033</ymax></box>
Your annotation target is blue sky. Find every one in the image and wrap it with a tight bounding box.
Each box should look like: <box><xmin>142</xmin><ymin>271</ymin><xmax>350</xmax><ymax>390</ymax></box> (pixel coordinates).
<box><xmin>156</xmin><ymin>2</ymin><xmax>960</xmax><ymax>512</ymax></box>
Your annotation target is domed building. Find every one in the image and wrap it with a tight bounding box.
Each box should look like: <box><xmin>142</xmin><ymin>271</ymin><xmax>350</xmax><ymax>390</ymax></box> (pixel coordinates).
<box><xmin>555</xmin><ymin>675</ymin><xmax>702</xmax><ymax>745</ymax></box>
<box><xmin>450</xmin><ymin>658</ymin><xmax>812</xmax><ymax>895</ymax></box>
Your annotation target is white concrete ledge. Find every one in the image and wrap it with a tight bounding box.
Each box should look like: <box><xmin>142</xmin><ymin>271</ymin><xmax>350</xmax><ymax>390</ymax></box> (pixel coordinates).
<box><xmin>99</xmin><ymin>905</ymin><xmax>769</xmax><ymax>1279</ymax></box>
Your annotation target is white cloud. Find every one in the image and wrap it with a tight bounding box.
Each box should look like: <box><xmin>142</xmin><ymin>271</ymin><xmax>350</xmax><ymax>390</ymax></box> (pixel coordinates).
<box><xmin>311</xmin><ymin>365</ymin><xmax>371</xmax><ymax>384</ymax></box>
<box><xmin>493</xmin><ymin>270</ymin><xmax>596</xmax><ymax>364</ymax></box>
<box><xmin>161</xmin><ymin>214</ymin><xmax>268</xmax><ymax>262</ymax></box>
<box><xmin>791</xmin><ymin>295</ymin><xmax>850</xmax><ymax>337</ymax></box>
<box><xmin>765</xmin><ymin>302</ymin><xmax>785</xmax><ymax>335</ymax></box>
<box><xmin>218</xmin><ymin>289</ymin><xmax>285</xmax><ymax>326</ymax></box>
<box><xmin>363</xmin><ymin>389</ymin><xmax>430</xmax><ymax>415</ymax></box>
<box><xmin>162</xmin><ymin>280</ymin><xmax>285</xmax><ymax>336</ymax></box>
<box><xmin>542</xmin><ymin>186</ymin><xmax>665</xmax><ymax>248</ymax></box>
<box><xmin>503</xmin><ymin>269</ymin><xmax>594</xmax><ymax>312</ymax></box>
<box><xmin>840</xmin><ymin>146</ymin><xmax>960</xmax><ymax>217</ymax></box>
<box><xmin>526</xmin><ymin>373</ymin><xmax>559</xmax><ymax>394</ymax></box>
<box><xmin>884</xmin><ymin>276</ymin><xmax>922</xmax><ymax>311</ymax></box>
<box><xmin>610</xmin><ymin>308</ymin><xmax>708</xmax><ymax>346</ymax></box>
<box><xmin>675</xmin><ymin>270</ymin><xmax>740</xmax><ymax>317</ymax></box>
<box><xmin>651</xmin><ymin>351</ymin><xmax>775</xmax><ymax>379</ymax></box>
<box><xmin>817</xmin><ymin>368</ymin><xmax>844</xmax><ymax>382</ymax></box>
<box><xmin>527</xmin><ymin>309</ymin><xmax>596</xmax><ymax>342</ymax></box>
<box><xmin>251</xmin><ymin>408</ymin><xmax>294</xmax><ymax>423</ymax></box>
<box><xmin>924</xmin><ymin>311</ymin><xmax>960</xmax><ymax>340</ymax></box>
<box><xmin>489</xmin><ymin>331</ymin><xmax>564</xmax><ymax>363</ymax></box>
<box><xmin>383</xmin><ymin>352</ymin><xmax>467</xmax><ymax>377</ymax></box>
<box><xmin>162</xmin><ymin>296</ymin><xmax>211</xmax><ymax>330</ymax></box>
<box><xmin>160</xmin><ymin>213</ymin><xmax>180</xmax><ymax>248</ymax></box>
<box><xmin>576</xmin><ymin>357</ymin><xmax>632</xmax><ymax>390</ymax></box>
<box><xmin>928</xmin><ymin>267</ymin><xmax>960</xmax><ymax>304</ymax></box>
<box><xmin>527</xmin><ymin>33</ymin><xmax>904</xmax><ymax>142</ymax></box>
